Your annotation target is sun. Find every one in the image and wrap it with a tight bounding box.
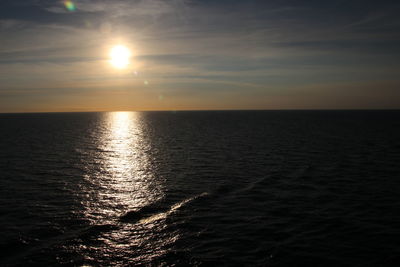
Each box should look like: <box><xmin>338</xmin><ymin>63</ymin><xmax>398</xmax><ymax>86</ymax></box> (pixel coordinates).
<box><xmin>110</xmin><ymin>45</ymin><xmax>131</xmax><ymax>69</ymax></box>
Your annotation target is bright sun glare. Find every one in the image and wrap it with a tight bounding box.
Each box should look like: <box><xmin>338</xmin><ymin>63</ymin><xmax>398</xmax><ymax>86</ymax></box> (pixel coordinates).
<box><xmin>110</xmin><ymin>45</ymin><xmax>131</xmax><ymax>69</ymax></box>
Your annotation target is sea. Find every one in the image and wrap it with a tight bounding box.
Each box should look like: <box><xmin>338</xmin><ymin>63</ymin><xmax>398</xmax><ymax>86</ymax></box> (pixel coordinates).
<box><xmin>0</xmin><ymin>110</ymin><xmax>399</xmax><ymax>266</ymax></box>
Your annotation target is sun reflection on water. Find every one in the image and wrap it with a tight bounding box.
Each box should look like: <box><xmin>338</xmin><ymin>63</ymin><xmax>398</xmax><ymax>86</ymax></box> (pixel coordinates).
<box><xmin>76</xmin><ymin>112</ymin><xmax>181</xmax><ymax>264</ymax></box>
<box><xmin>83</xmin><ymin>112</ymin><xmax>163</xmax><ymax>223</ymax></box>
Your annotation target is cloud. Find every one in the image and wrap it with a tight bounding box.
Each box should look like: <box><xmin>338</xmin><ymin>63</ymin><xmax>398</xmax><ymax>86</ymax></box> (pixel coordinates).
<box><xmin>44</xmin><ymin>0</ymin><xmax>187</xmax><ymax>18</ymax></box>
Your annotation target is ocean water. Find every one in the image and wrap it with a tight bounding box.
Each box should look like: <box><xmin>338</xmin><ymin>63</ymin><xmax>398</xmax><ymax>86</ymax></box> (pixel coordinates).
<box><xmin>0</xmin><ymin>110</ymin><xmax>400</xmax><ymax>266</ymax></box>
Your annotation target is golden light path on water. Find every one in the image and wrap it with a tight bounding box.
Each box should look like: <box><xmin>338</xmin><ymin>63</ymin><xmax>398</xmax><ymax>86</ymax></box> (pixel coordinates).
<box><xmin>80</xmin><ymin>112</ymin><xmax>177</xmax><ymax>263</ymax></box>
<box><xmin>83</xmin><ymin>112</ymin><xmax>163</xmax><ymax>221</ymax></box>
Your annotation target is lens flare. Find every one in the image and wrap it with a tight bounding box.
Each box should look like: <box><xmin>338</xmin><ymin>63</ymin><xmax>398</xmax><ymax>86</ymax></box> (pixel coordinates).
<box><xmin>64</xmin><ymin>1</ymin><xmax>76</xmax><ymax>11</ymax></box>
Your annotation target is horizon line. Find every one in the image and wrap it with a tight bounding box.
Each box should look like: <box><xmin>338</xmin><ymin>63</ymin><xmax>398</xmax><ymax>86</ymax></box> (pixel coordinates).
<box><xmin>1</xmin><ymin>108</ymin><xmax>400</xmax><ymax>114</ymax></box>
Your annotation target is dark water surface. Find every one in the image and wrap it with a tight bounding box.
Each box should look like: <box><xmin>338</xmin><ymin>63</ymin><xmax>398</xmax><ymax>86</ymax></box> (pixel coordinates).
<box><xmin>1</xmin><ymin>111</ymin><xmax>400</xmax><ymax>266</ymax></box>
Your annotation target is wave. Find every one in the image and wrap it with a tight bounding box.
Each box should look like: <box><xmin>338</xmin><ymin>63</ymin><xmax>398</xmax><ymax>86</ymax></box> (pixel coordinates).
<box><xmin>120</xmin><ymin>192</ymin><xmax>209</xmax><ymax>224</ymax></box>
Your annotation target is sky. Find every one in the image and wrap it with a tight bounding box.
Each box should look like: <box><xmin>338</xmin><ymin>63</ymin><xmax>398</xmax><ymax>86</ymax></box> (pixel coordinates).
<box><xmin>0</xmin><ymin>0</ymin><xmax>400</xmax><ymax>112</ymax></box>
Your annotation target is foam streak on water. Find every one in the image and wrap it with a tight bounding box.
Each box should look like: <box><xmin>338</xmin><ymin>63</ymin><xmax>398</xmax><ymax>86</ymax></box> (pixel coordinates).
<box><xmin>138</xmin><ymin>192</ymin><xmax>209</xmax><ymax>225</ymax></box>
<box><xmin>1</xmin><ymin>111</ymin><xmax>400</xmax><ymax>266</ymax></box>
